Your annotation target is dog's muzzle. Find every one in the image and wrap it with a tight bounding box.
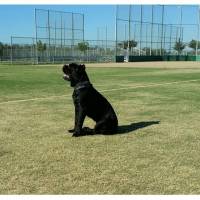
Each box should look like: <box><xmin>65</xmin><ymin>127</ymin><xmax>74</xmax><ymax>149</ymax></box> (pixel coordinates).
<box><xmin>63</xmin><ymin>74</ymin><xmax>70</xmax><ymax>81</ymax></box>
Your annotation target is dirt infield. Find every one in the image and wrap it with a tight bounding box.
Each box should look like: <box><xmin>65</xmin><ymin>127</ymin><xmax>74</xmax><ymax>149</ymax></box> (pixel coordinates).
<box><xmin>84</xmin><ymin>61</ymin><xmax>200</xmax><ymax>69</ymax></box>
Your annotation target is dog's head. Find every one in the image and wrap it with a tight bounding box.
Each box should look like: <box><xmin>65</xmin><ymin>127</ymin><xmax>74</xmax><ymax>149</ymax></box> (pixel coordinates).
<box><xmin>62</xmin><ymin>63</ymin><xmax>86</xmax><ymax>87</ymax></box>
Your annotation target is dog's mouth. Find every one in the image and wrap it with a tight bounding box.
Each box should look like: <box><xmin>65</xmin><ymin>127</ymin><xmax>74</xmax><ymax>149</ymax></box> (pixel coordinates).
<box><xmin>63</xmin><ymin>73</ymin><xmax>70</xmax><ymax>81</ymax></box>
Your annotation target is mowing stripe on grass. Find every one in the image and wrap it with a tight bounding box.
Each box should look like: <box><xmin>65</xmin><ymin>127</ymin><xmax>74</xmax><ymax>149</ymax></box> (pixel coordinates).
<box><xmin>0</xmin><ymin>79</ymin><xmax>199</xmax><ymax>105</ymax></box>
<box><xmin>100</xmin><ymin>79</ymin><xmax>200</xmax><ymax>93</ymax></box>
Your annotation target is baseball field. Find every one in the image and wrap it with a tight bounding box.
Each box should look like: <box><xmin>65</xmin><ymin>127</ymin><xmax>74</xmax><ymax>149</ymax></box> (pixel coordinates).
<box><xmin>1</xmin><ymin>61</ymin><xmax>200</xmax><ymax>194</ymax></box>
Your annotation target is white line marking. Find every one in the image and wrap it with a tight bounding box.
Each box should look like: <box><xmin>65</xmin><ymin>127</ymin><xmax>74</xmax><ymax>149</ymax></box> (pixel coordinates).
<box><xmin>0</xmin><ymin>79</ymin><xmax>199</xmax><ymax>105</ymax></box>
<box><xmin>0</xmin><ymin>94</ymin><xmax>72</xmax><ymax>105</ymax></box>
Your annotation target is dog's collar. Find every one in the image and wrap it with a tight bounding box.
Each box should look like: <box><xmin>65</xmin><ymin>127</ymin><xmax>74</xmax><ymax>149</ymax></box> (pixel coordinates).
<box><xmin>74</xmin><ymin>81</ymin><xmax>92</xmax><ymax>90</ymax></box>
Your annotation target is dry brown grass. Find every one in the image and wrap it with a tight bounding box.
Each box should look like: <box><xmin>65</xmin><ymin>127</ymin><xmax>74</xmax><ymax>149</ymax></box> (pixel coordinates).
<box><xmin>1</xmin><ymin>63</ymin><xmax>200</xmax><ymax>194</ymax></box>
<box><xmin>84</xmin><ymin>61</ymin><xmax>200</xmax><ymax>69</ymax></box>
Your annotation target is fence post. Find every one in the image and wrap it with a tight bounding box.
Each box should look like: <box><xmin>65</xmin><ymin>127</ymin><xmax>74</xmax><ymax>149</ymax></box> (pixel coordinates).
<box><xmin>34</xmin><ymin>8</ymin><xmax>38</xmax><ymax>64</ymax></box>
<box><xmin>196</xmin><ymin>6</ymin><xmax>200</xmax><ymax>56</ymax></box>
<box><xmin>48</xmin><ymin>9</ymin><xmax>51</xmax><ymax>63</ymax></box>
<box><xmin>139</xmin><ymin>5</ymin><xmax>143</xmax><ymax>56</ymax></box>
<box><xmin>10</xmin><ymin>36</ymin><xmax>13</xmax><ymax>64</ymax></box>
<box><xmin>150</xmin><ymin>5</ymin><xmax>154</xmax><ymax>56</ymax></box>
<box><xmin>115</xmin><ymin>5</ymin><xmax>118</xmax><ymax>61</ymax></box>
<box><xmin>160</xmin><ymin>5</ymin><xmax>164</xmax><ymax>56</ymax></box>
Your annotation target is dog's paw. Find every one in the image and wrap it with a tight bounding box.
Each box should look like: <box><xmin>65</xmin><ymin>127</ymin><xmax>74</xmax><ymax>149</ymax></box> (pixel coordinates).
<box><xmin>72</xmin><ymin>133</ymin><xmax>81</xmax><ymax>137</ymax></box>
<box><xmin>68</xmin><ymin>129</ymin><xmax>75</xmax><ymax>133</ymax></box>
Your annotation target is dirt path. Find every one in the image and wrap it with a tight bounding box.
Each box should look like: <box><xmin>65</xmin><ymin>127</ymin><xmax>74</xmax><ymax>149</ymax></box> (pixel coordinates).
<box><xmin>85</xmin><ymin>61</ymin><xmax>200</xmax><ymax>69</ymax></box>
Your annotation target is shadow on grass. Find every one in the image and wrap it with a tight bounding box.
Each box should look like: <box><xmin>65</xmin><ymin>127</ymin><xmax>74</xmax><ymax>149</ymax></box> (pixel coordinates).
<box><xmin>74</xmin><ymin>121</ymin><xmax>160</xmax><ymax>137</ymax></box>
<box><xmin>117</xmin><ymin>121</ymin><xmax>160</xmax><ymax>135</ymax></box>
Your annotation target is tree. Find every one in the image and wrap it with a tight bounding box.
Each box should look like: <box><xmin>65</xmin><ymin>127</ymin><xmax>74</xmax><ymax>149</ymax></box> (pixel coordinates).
<box><xmin>78</xmin><ymin>42</ymin><xmax>89</xmax><ymax>54</ymax></box>
<box><xmin>174</xmin><ymin>39</ymin><xmax>185</xmax><ymax>54</ymax></box>
<box><xmin>189</xmin><ymin>39</ymin><xmax>200</xmax><ymax>51</ymax></box>
<box><xmin>117</xmin><ymin>42</ymin><xmax>123</xmax><ymax>49</ymax></box>
<box><xmin>123</xmin><ymin>40</ymin><xmax>137</xmax><ymax>50</ymax></box>
<box><xmin>37</xmin><ymin>40</ymin><xmax>46</xmax><ymax>53</ymax></box>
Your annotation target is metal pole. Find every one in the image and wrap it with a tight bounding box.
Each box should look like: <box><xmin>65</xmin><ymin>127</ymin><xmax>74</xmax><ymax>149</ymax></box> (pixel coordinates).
<box><xmin>133</xmin><ymin>24</ymin><xmax>136</xmax><ymax>55</ymax></box>
<box><xmin>128</xmin><ymin>5</ymin><xmax>131</xmax><ymax>59</ymax></box>
<box><xmin>48</xmin><ymin>10</ymin><xmax>51</xmax><ymax>62</ymax></box>
<box><xmin>180</xmin><ymin>5</ymin><xmax>183</xmax><ymax>40</ymax></box>
<box><xmin>31</xmin><ymin>38</ymin><xmax>34</xmax><ymax>65</ymax></box>
<box><xmin>54</xmin><ymin>20</ymin><xmax>56</xmax><ymax>64</ymax></box>
<box><xmin>115</xmin><ymin>5</ymin><xmax>118</xmax><ymax>60</ymax></box>
<box><xmin>83</xmin><ymin>14</ymin><xmax>85</xmax><ymax>41</ymax></box>
<box><xmin>181</xmin><ymin>27</ymin><xmax>184</xmax><ymax>42</ymax></box>
<box><xmin>146</xmin><ymin>24</ymin><xmax>148</xmax><ymax>55</ymax></box>
<box><xmin>196</xmin><ymin>6</ymin><xmax>200</xmax><ymax>56</ymax></box>
<box><xmin>175</xmin><ymin>27</ymin><xmax>178</xmax><ymax>42</ymax></box>
<box><xmin>101</xmin><ymin>30</ymin><xmax>103</xmax><ymax>59</ymax></box>
<box><xmin>179</xmin><ymin>5</ymin><xmax>182</xmax><ymax>55</ymax></box>
<box><xmin>160</xmin><ymin>5</ymin><xmax>164</xmax><ymax>55</ymax></box>
<box><xmin>60</xmin><ymin>13</ymin><xmax>64</xmax><ymax>62</ymax></box>
<box><xmin>157</xmin><ymin>25</ymin><xmax>160</xmax><ymax>55</ymax></box>
<box><xmin>72</xmin><ymin>12</ymin><xmax>74</xmax><ymax>60</ymax></box>
<box><xmin>97</xmin><ymin>27</ymin><xmax>99</xmax><ymax>58</ymax></box>
<box><xmin>139</xmin><ymin>5</ymin><xmax>143</xmax><ymax>56</ymax></box>
<box><xmin>61</xmin><ymin>13</ymin><xmax>63</xmax><ymax>48</ymax></box>
<box><xmin>106</xmin><ymin>26</ymin><xmax>107</xmax><ymax>54</ymax></box>
<box><xmin>34</xmin><ymin>8</ymin><xmax>38</xmax><ymax>64</ymax></box>
<box><xmin>125</xmin><ymin>24</ymin><xmax>127</xmax><ymax>41</ymax></box>
<box><xmin>169</xmin><ymin>24</ymin><xmax>172</xmax><ymax>54</ymax></box>
<box><xmin>10</xmin><ymin>36</ymin><xmax>13</xmax><ymax>64</ymax></box>
<box><xmin>63</xmin><ymin>21</ymin><xmax>65</xmax><ymax>62</ymax></box>
<box><xmin>134</xmin><ymin>24</ymin><xmax>136</xmax><ymax>40</ymax></box>
<box><xmin>150</xmin><ymin>5</ymin><xmax>154</xmax><ymax>56</ymax></box>
<box><xmin>163</xmin><ymin>25</ymin><xmax>166</xmax><ymax>54</ymax></box>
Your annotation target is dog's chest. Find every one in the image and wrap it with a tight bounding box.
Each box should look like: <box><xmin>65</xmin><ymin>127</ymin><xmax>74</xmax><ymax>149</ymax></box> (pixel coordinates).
<box><xmin>72</xmin><ymin>90</ymin><xmax>80</xmax><ymax>105</ymax></box>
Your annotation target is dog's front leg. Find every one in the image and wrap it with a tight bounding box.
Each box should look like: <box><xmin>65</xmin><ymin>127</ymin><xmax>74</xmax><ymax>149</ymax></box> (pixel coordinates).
<box><xmin>68</xmin><ymin>106</ymin><xmax>78</xmax><ymax>133</ymax></box>
<box><xmin>73</xmin><ymin>106</ymin><xmax>86</xmax><ymax>137</ymax></box>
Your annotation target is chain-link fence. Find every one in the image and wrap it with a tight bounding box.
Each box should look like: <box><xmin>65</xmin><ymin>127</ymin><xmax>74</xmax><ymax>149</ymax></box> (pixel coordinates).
<box><xmin>116</xmin><ymin>5</ymin><xmax>200</xmax><ymax>61</ymax></box>
<box><xmin>9</xmin><ymin>37</ymin><xmax>116</xmax><ymax>64</ymax></box>
<box><xmin>5</xmin><ymin>9</ymin><xmax>115</xmax><ymax>64</ymax></box>
<box><xmin>1</xmin><ymin>5</ymin><xmax>200</xmax><ymax>64</ymax></box>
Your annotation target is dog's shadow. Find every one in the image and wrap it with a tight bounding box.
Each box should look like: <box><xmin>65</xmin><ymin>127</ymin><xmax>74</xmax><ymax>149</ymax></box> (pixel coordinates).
<box><xmin>115</xmin><ymin>121</ymin><xmax>160</xmax><ymax>135</ymax></box>
<box><xmin>73</xmin><ymin>121</ymin><xmax>160</xmax><ymax>137</ymax></box>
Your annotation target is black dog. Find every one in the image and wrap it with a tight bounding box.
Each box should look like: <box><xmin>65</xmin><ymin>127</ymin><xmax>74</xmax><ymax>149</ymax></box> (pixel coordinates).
<box><xmin>63</xmin><ymin>63</ymin><xmax>118</xmax><ymax>137</ymax></box>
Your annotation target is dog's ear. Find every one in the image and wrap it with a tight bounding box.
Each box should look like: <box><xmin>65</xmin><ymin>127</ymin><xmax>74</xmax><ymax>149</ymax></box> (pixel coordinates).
<box><xmin>80</xmin><ymin>64</ymin><xmax>85</xmax><ymax>70</ymax></box>
<box><xmin>77</xmin><ymin>64</ymin><xmax>85</xmax><ymax>73</ymax></box>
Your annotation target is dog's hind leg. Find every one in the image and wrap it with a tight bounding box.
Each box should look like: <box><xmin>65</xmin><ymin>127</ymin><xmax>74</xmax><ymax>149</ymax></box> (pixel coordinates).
<box><xmin>94</xmin><ymin>113</ymin><xmax>118</xmax><ymax>135</ymax></box>
<box><xmin>94</xmin><ymin>119</ymin><xmax>113</xmax><ymax>134</ymax></box>
<box><xmin>82</xmin><ymin>127</ymin><xmax>94</xmax><ymax>135</ymax></box>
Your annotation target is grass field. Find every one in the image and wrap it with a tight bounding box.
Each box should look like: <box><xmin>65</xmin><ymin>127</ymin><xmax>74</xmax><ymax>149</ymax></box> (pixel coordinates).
<box><xmin>1</xmin><ymin>62</ymin><xmax>200</xmax><ymax>194</ymax></box>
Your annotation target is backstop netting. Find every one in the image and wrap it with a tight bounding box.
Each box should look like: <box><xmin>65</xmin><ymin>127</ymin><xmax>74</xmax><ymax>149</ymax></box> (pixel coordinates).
<box><xmin>116</xmin><ymin>5</ymin><xmax>200</xmax><ymax>61</ymax></box>
<box><xmin>34</xmin><ymin>8</ymin><xmax>84</xmax><ymax>63</ymax></box>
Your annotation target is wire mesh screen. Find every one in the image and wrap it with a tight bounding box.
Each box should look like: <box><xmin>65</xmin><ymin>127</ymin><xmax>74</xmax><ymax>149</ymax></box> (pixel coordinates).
<box><xmin>116</xmin><ymin>5</ymin><xmax>199</xmax><ymax>59</ymax></box>
<box><xmin>10</xmin><ymin>36</ymin><xmax>116</xmax><ymax>64</ymax></box>
<box><xmin>34</xmin><ymin>9</ymin><xmax>84</xmax><ymax>63</ymax></box>
<box><xmin>11</xmin><ymin>37</ymin><xmax>36</xmax><ymax>64</ymax></box>
<box><xmin>4</xmin><ymin>5</ymin><xmax>200</xmax><ymax>64</ymax></box>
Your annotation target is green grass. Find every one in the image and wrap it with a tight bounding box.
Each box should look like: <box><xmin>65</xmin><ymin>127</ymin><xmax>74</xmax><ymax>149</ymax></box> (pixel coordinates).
<box><xmin>1</xmin><ymin>62</ymin><xmax>200</xmax><ymax>194</ymax></box>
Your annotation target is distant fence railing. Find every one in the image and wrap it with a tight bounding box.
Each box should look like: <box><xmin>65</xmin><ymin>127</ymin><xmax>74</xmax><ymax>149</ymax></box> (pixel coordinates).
<box><xmin>3</xmin><ymin>37</ymin><xmax>116</xmax><ymax>64</ymax></box>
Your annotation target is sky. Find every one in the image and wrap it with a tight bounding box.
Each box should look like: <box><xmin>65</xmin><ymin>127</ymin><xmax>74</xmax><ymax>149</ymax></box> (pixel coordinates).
<box><xmin>0</xmin><ymin>5</ymin><xmax>116</xmax><ymax>43</ymax></box>
<box><xmin>0</xmin><ymin>4</ymin><xmax>199</xmax><ymax>43</ymax></box>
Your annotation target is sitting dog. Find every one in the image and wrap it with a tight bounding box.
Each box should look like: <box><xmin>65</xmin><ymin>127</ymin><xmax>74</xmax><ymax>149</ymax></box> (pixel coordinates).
<box><xmin>63</xmin><ymin>63</ymin><xmax>118</xmax><ymax>137</ymax></box>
